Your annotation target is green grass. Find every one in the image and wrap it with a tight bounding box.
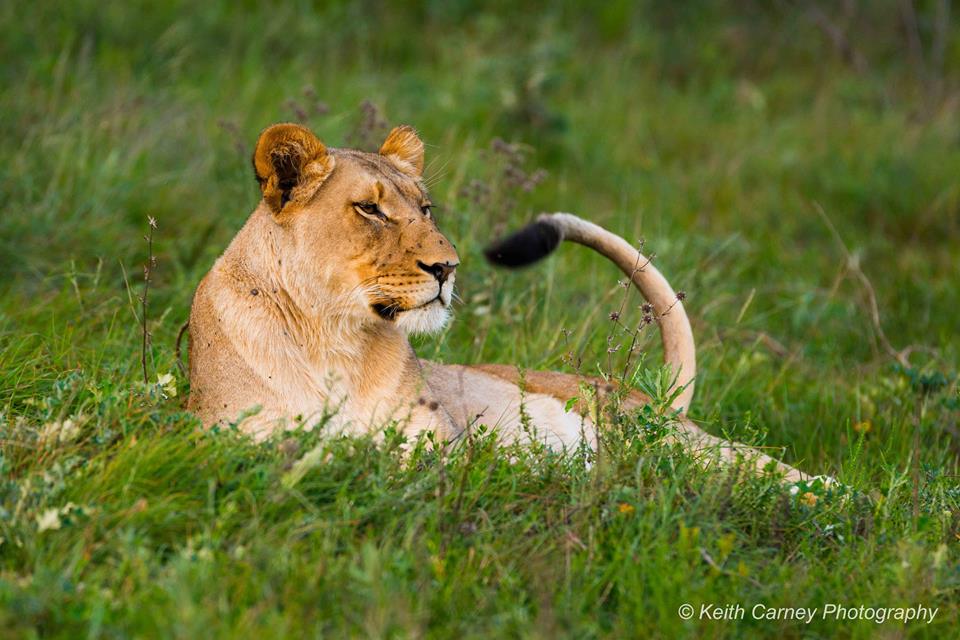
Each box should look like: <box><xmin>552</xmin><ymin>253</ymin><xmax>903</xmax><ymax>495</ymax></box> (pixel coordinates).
<box><xmin>2</xmin><ymin>1</ymin><xmax>959</xmax><ymax>637</ymax></box>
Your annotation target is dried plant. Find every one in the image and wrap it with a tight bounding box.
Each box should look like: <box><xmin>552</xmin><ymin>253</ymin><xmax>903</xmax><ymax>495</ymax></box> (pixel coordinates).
<box><xmin>286</xmin><ymin>85</ymin><xmax>330</xmax><ymax>123</ymax></box>
<box><xmin>140</xmin><ymin>216</ymin><xmax>157</xmax><ymax>384</ymax></box>
<box><xmin>346</xmin><ymin>100</ymin><xmax>389</xmax><ymax>152</ymax></box>
<box><xmin>217</xmin><ymin>119</ymin><xmax>247</xmax><ymax>159</ymax></box>
<box><xmin>459</xmin><ymin>137</ymin><xmax>548</xmax><ymax>235</ymax></box>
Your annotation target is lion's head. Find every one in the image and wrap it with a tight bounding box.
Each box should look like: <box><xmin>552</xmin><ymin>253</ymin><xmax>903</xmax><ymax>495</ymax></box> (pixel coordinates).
<box><xmin>250</xmin><ymin>123</ymin><xmax>459</xmax><ymax>335</ymax></box>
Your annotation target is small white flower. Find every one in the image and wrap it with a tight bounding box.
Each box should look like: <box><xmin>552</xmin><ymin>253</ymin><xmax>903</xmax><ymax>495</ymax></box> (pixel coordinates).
<box><xmin>40</xmin><ymin>421</ymin><xmax>61</xmax><ymax>444</ymax></box>
<box><xmin>156</xmin><ymin>372</ymin><xmax>178</xmax><ymax>398</ymax></box>
<box><xmin>36</xmin><ymin>509</ymin><xmax>62</xmax><ymax>532</ymax></box>
<box><xmin>59</xmin><ymin>419</ymin><xmax>80</xmax><ymax>442</ymax></box>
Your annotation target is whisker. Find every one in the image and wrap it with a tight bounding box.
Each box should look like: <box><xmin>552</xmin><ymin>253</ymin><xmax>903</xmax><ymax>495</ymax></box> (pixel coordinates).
<box><xmin>424</xmin><ymin>155</ymin><xmax>451</xmax><ymax>183</ymax></box>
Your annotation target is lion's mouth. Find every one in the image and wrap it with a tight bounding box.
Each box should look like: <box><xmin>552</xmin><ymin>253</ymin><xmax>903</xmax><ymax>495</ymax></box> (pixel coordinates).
<box><xmin>372</xmin><ymin>296</ymin><xmax>444</xmax><ymax>321</ymax></box>
<box><xmin>372</xmin><ymin>303</ymin><xmax>400</xmax><ymax>320</ymax></box>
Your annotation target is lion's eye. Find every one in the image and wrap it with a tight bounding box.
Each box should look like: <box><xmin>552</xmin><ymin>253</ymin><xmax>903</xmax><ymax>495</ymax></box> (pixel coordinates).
<box><xmin>421</xmin><ymin>204</ymin><xmax>432</xmax><ymax>218</ymax></box>
<box><xmin>354</xmin><ymin>202</ymin><xmax>387</xmax><ymax>220</ymax></box>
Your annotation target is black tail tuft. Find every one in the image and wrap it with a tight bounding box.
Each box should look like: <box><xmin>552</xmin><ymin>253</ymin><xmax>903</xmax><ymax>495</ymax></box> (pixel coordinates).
<box><xmin>483</xmin><ymin>220</ymin><xmax>561</xmax><ymax>268</ymax></box>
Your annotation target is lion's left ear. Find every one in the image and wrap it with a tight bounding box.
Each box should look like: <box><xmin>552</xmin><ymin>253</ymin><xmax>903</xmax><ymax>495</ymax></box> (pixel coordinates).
<box><xmin>252</xmin><ymin>123</ymin><xmax>336</xmax><ymax>214</ymax></box>
<box><xmin>379</xmin><ymin>125</ymin><xmax>424</xmax><ymax>176</ymax></box>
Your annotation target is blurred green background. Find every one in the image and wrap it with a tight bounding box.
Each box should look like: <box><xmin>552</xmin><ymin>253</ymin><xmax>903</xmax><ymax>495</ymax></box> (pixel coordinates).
<box><xmin>1</xmin><ymin>1</ymin><xmax>959</xmax><ymax>637</ymax></box>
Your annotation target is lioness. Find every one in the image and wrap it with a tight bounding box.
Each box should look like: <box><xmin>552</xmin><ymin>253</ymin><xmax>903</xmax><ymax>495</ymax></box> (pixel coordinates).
<box><xmin>188</xmin><ymin>123</ymin><xmax>810</xmax><ymax>482</ymax></box>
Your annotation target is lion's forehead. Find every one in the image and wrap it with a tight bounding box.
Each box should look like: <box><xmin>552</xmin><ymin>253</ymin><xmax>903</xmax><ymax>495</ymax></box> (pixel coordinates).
<box><xmin>332</xmin><ymin>149</ymin><xmax>426</xmax><ymax>203</ymax></box>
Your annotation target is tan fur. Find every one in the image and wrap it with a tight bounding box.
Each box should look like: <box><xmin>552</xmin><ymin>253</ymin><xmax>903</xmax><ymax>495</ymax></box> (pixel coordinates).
<box><xmin>462</xmin><ymin>365</ymin><xmax>801</xmax><ymax>479</ymax></box>
<box><xmin>188</xmin><ymin>123</ymin><xmax>813</xmax><ymax>483</ymax></box>
<box><xmin>379</xmin><ymin>125</ymin><xmax>425</xmax><ymax>175</ymax></box>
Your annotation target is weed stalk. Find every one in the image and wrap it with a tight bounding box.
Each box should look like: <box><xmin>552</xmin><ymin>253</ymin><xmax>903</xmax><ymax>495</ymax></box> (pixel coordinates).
<box><xmin>140</xmin><ymin>216</ymin><xmax>157</xmax><ymax>384</ymax></box>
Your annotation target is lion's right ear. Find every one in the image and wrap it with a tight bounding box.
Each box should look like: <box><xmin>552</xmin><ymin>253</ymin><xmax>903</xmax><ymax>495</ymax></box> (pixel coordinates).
<box><xmin>252</xmin><ymin>123</ymin><xmax>335</xmax><ymax>214</ymax></box>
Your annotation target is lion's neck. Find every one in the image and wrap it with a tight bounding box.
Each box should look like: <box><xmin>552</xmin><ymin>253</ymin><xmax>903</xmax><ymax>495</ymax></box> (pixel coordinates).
<box><xmin>216</xmin><ymin>210</ymin><xmax>422</xmax><ymax>425</ymax></box>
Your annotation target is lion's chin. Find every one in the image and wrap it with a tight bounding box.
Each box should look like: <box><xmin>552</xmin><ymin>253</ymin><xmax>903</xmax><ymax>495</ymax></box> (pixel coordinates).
<box><xmin>394</xmin><ymin>301</ymin><xmax>451</xmax><ymax>335</ymax></box>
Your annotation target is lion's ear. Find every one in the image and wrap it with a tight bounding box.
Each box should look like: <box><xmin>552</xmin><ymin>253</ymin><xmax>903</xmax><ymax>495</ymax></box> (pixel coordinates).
<box><xmin>252</xmin><ymin>123</ymin><xmax>336</xmax><ymax>214</ymax></box>
<box><xmin>379</xmin><ymin>125</ymin><xmax>424</xmax><ymax>176</ymax></box>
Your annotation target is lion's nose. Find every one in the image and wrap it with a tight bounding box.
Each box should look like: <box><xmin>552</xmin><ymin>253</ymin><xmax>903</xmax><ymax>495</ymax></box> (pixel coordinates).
<box><xmin>418</xmin><ymin>261</ymin><xmax>458</xmax><ymax>283</ymax></box>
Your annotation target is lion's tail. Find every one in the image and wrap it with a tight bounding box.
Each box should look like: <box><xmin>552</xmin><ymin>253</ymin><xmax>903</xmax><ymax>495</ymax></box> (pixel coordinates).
<box><xmin>484</xmin><ymin>212</ymin><xmax>696</xmax><ymax>413</ymax></box>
